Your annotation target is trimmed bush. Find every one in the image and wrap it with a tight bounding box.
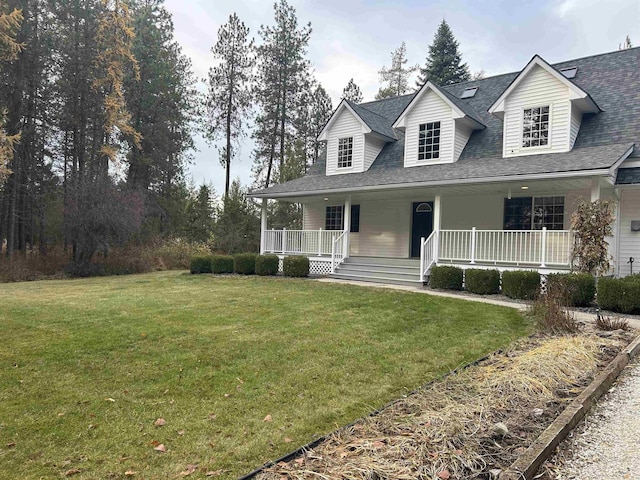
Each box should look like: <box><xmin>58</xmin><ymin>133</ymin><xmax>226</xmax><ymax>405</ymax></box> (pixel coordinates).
<box><xmin>234</xmin><ymin>253</ymin><xmax>257</xmax><ymax>275</ymax></box>
<box><xmin>256</xmin><ymin>254</ymin><xmax>279</xmax><ymax>276</ymax></box>
<box><xmin>211</xmin><ymin>255</ymin><xmax>234</xmax><ymax>274</ymax></box>
<box><xmin>190</xmin><ymin>255</ymin><xmax>212</xmax><ymax>274</ymax></box>
<box><xmin>502</xmin><ymin>270</ymin><xmax>540</xmax><ymax>300</ymax></box>
<box><xmin>283</xmin><ymin>255</ymin><xmax>309</xmax><ymax>277</ymax></box>
<box><xmin>597</xmin><ymin>275</ymin><xmax>640</xmax><ymax>313</ymax></box>
<box><xmin>546</xmin><ymin>273</ymin><xmax>596</xmax><ymax>307</ymax></box>
<box><xmin>465</xmin><ymin>269</ymin><xmax>500</xmax><ymax>295</ymax></box>
<box><xmin>429</xmin><ymin>266</ymin><xmax>463</xmax><ymax>290</ymax></box>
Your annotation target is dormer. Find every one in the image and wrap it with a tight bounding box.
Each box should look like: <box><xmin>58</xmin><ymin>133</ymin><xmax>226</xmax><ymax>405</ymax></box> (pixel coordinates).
<box><xmin>488</xmin><ymin>55</ymin><xmax>600</xmax><ymax>158</ymax></box>
<box><xmin>318</xmin><ymin>100</ymin><xmax>396</xmax><ymax>176</ymax></box>
<box><xmin>393</xmin><ymin>81</ymin><xmax>485</xmax><ymax>168</ymax></box>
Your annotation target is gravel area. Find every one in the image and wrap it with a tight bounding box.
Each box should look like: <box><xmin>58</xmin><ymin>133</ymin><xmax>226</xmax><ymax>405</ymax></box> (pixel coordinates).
<box><xmin>552</xmin><ymin>359</ymin><xmax>640</xmax><ymax>479</ymax></box>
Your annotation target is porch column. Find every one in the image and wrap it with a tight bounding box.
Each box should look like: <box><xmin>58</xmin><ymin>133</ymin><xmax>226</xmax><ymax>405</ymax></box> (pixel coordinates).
<box><xmin>591</xmin><ymin>178</ymin><xmax>601</xmax><ymax>202</ymax></box>
<box><xmin>343</xmin><ymin>195</ymin><xmax>352</xmax><ymax>254</ymax></box>
<box><xmin>434</xmin><ymin>194</ymin><xmax>442</xmax><ymax>262</ymax></box>
<box><xmin>260</xmin><ymin>198</ymin><xmax>268</xmax><ymax>254</ymax></box>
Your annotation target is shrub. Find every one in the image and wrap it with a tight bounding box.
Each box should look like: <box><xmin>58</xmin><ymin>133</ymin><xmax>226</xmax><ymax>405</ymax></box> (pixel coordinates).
<box><xmin>530</xmin><ymin>287</ymin><xmax>581</xmax><ymax>334</ymax></box>
<box><xmin>256</xmin><ymin>254</ymin><xmax>279</xmax><ymax>276</ymax></box>
<box><xmin>211</xmin><ymin>255</ymin><xmax>234</xmax><ymax>274</ymax></box>
<box><xmin>595</xmin><ymin>312</ymin><xmax>630</xmax><ymax>331</ymax></box>
<box><xmin>234</xmin><ymin>253</ymin><xmax>257</xmax><ymax>275</ymax></box>
<box><xmin>429</xmin><ymin>266</ymin><xmax>463</xmax><ymax>290</ymax></box>
<box><xmin>502</xmin><ymin>270</ymin><xmax>540</xmax><ymax>300</ymax></box>
<box><xmin>597</xmin><ymin>275</ymin><xmax>640</xmax><ymax>314</ymax></box>
<box><xmin>546</xmin><ymin>273</ymin><xmax>596</xmax><ymax>307</ymax></box>
<box><xmin>283</xmin><ymin>256</ymin><xmax>309</xmax><ymax>277</ymax></box>
<box><xmin>64</xmin><ymin>262</ymin><xmax>106</xmax><ymax>278</ymax></box>
<box><xmin>190</xmin><ymin>255</ymin><xmax>212</xmax><ymax>274</ymax></box>
<box><xmin>464</xmin><ymin>269</ymin><xmax>500</xmax><ymax>295</ymax></box>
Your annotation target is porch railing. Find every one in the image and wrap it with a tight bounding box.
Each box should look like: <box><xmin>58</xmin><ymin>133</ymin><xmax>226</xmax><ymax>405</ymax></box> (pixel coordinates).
<box><xmin>420</xmin><ymin>231</ymin><xmax>438</xmax><ymax>282</ymax></box>
<box><xmin>263</xmin><ymin>229</ymin><xmax>345</xmax><ymax>256</ymax></box>
<box><xmin>331</xmin><ymin>231</ymin><xmax>348</xmax><ymax>273</ymax></box>
<box><xmin>439</xmin><ymin>228</ymin><xmax>573</xmax><ymax>267</ymax></box>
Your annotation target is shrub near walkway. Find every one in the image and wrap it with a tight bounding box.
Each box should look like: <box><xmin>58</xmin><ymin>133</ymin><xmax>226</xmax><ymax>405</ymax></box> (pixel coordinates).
<box><xmin>0</xmin><ymin>272</ymin><xmax>529</xmax><ymax>479</ymax></box>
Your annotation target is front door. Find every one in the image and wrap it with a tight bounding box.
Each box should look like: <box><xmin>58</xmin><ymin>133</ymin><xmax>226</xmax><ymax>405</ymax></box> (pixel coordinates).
<box><xmin>411</xmin><ymin>202</ymin><xmax>434</xmax><ymax>258</ymax></box>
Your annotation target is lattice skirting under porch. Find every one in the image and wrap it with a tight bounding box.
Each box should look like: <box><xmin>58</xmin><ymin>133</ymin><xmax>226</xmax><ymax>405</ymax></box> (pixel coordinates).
<box><xmin>277</xmin><ymin>256</ymin><xmax>332</xmax><ymax>276</ymax></box>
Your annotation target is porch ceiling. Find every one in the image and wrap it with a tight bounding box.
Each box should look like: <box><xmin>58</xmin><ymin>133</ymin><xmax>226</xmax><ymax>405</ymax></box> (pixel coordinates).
<box><xmin>279</xmin><ymin>177</ymin><xmax>598</xmax><ymax>204</ymax></box>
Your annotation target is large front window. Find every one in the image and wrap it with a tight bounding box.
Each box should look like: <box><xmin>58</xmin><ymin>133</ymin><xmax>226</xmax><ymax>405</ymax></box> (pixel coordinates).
<box><xmin>418</xmin><ymin>121</ymin><xmax>440</xmax><ymax>160</ymax></box>
<box><xmin>337</xmin><ymin>137</ymin><xmax>353</xmax><ymax>168</ymax></box>
<box><xmin>325</xmin><ymin>205</ymin><xmax>361</xmax><ymax>232</ymax></box>
<box><xmin>503</xmin><ymin>196</ymin><xmax>564</xmax><ymax>230</ymax></box>
<box><xmin>522</xmin><ymin>106</ymin><xmax>549</xmax><ymax>148</ymax></box>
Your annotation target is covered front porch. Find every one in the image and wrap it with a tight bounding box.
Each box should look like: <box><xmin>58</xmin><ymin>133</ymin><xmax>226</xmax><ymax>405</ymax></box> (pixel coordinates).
<box><xmin>258</xmin><ymin>176</ymin><xmax>612</xmax><ymax>282</ymax></box>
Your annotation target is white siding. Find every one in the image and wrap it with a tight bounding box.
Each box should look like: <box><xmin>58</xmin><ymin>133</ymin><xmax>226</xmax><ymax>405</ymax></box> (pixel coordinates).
<box><xmin>503</xmin><ymin>65</ymin><xmax>572</xmax><ymax>157</ymax></box>
<box><xmin>441</xmin><ymin>195</ymin><xmax>504</xmax><ymax>230</ymax></box>
<box><xmin>404</xmin><ymin>90</ymin><xmax>455</xmax><ymax>167</ymax></box>
<box><xmin>454</xmin><ymin>125</ymin><xmax>472</xmax><ymax>162</ymax></box>
<box><xmin>326</xmin><ymin>109</ymin><xmax>365</xmax><ymax>176</ymax></box>
<box><xmin>618</xmin><ymin>190</ymin><xmax>640</xmax><ymax>277</ymax></box>
<box><xmin>364</xmin><ymin>137</ymin><xmax>386</xmax><ymax>170</ymax></box>
<box><xmin>569</xmin><ymin>106</ymin><xmax>582</xmax><ymax>149</ymax></box>
<box><xmin>354</xmin><ymin>198</ymin><xmax>411</xmax><ymax>257</ymax></box>
<box><xmin>303</xmin><ymin>203</ymin><xmax>325</xmax><ymax>230</ymax></box>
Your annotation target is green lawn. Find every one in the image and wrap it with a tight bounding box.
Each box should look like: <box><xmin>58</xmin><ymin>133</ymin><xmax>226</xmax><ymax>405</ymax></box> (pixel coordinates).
<box><xmin>0</xmin><ymin>271</ymin><xmax>529</xmax><ymax>479</ymax></box>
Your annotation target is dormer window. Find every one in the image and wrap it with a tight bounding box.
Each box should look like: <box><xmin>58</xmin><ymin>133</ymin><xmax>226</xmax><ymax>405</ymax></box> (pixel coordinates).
<box><xmin>337</xmin><ymin>137</ymin><xmax>353</xmax><ymax>168</ymax></box>
<box><xmin>522</xmin><ymin>106</ymin><xmax>549</xmax><ymax>148</ymax></box>
<box><xmin>418</xmin><ymin>122</ymin><xmax>441</xmax><ymax>160</ymax></box>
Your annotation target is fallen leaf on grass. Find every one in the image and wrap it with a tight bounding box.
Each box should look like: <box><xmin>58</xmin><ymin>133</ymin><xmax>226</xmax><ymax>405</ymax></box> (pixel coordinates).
<box><xmin>208</xmin><ymin>413</ymin><xmax>217</xmax><ymax>421</ymax></box>
<box><xmin>105</xmin><ymin>398</ymin><xmax>116</xmax><ymax>402</ymax></box>
<box><xmin>150</xmin><ymin>440</ymin><xmax>160</xmax><ymax>447</ymax></box>
<box><xmin>177</xmin><ymin>430</ymin><xmax>185</xmax><ymax>436</ymax></box>
<box><xmin>205</xmin><ymin>471</ymin><xmax>223</xmax><ymax>477</ymax></box>
<box><xmin>284</xmin><ymin>438</ymin><xmax>292</xmax><ymax>443</ymax></box>
<box><xmin>263</xmin><ymin>415</ymin><xmax>272</xmax><ymax>422</ymax></box>
<box><xmin>124</xmin><ymin>470</ymin><xmax>136</xmax><ymax>476</ymax></box>
<box><xmin>65</xmin><ymin>469</ymin><xmax>81</xmax><ymax>476</ymax></box>
<box><xmin>6</xmin><ymin>442</ymin><xmax>15</xmax><ymax>448</ymax></box>
<box><xmin>154</xmin><ymin>444</ymin><xmax>167</xmax><ymax>453</ymax></box>
<box><xmin>437</xmin><ymin>470</ymin><xmax>451</xmax><ymax>480</ymax></box>
<box><xmin>223</xmin><ymin>393</ymin><xmax>230</xmax><ymax>398</ymax></box>
<box><xmin>154</xmin><ymin>418</ymin><xmax>166</xmax><ymax>427</ymax></box>
<box><xmin>179</xmin><ymin>464</ymin><xmax>197</xmax><ymax>476</ymax></box>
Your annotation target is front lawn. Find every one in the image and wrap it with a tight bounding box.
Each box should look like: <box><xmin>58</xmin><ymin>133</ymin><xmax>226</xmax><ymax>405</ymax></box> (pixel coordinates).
<box><xmin>0</xmin><ymin>271</ymin><xmax>529</xmax><ymax>478</ymax></box>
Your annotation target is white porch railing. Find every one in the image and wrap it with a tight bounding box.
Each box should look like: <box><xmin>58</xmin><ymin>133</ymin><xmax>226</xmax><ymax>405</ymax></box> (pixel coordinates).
<box><xmin>331</xmin><ymin>231</ymin><xmax>348</xmax><ymax>273</ymax></box>
<box><xmin>420</xmin><ymin>231</ymin><xmax>438</xmax><ymax>282</ymax></box>
<box><xmin>263</xmin><ymin>229</ymin><xmax>344</xmax><ymax>256</ymax></box>
<box><xmin>439</xmin><ymin>228</ymin><xmax>573</xmax><ymax>267</ymax></box>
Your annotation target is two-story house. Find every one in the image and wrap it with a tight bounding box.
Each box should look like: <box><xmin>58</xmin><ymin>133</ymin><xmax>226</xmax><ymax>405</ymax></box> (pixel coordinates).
<box><xmin>249</xmin><ymin>47</ymin><xmax>640</xmax><ymax>285</ymax></box>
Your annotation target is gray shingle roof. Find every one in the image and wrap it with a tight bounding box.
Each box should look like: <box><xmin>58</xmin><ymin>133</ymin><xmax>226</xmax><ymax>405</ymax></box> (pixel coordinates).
<box><xmin>346</xmin><ymin>100</ymin><xmax>397</xmax><ymax>140</ymax></box>
<box><xmin>253</xmin><ymin>47</ymin><xmax>640</xmax><ymax>197</ymax></box>
<box><xmin>617</xmin><ymin>168</ymin><xmax>640</xmax><ymax>185</ymax></box>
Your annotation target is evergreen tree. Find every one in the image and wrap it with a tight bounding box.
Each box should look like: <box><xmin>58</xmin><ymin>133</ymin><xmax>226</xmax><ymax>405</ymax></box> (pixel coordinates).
<box><xmin>184</xmin><ymin>183</ymin><xmax>215</xmax><ymax>243</ymax></box>
<box><xmin>376</xmin><ymin>42</ymin><xmax>417</xmax><ymax>99</ymax></box>
<box><xmin>342</xmin><ymin>78</ymin><xmax>362</xmax><ymax>103</ymax></box>
<box><xmin>252</xmin><ymin>0</ymin><xmax>311</xmax><ymax>188</ymax></box>
<box><xmin>206</xmin><ymin>12</ymin><xmax>253</xmax><ymax>200</ymax></box>
<box><xmin>308</xmin><ymin>84</ymin><xmax>332</xmax><ymax>163</ymax></box>
<box><xmin>213</xmin><ymin>179</ymin><xmax>260</xmax><ymax>253</ymax></box>
<box><xmin>417</xmin><ymin>20</ymin><xmax>470</xmax><ymax>87</ymax></box>
<box><xmin>619</xmin><ymin>35</ymin><xmax>632</xmax><ymax>50</ymax></box>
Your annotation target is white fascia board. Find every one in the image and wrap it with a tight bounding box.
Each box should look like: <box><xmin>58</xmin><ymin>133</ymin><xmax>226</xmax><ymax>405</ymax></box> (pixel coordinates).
<box><xmin>392</xmin><ymin>81</ymin><xmax>467</xmax><ymax>129</ymax></box>
<box><xmin>606</xmin><ymin>144</ymin><xmax>636</xmax><ymax>184</ymax></box>
<box><xmin>248</xmin><ymin>168</ymin><xmax>612</xmax><ymax>199</ymax></box>
<box><xmin>317</xmin><ymin>100</ymin><xmax>371</xmax><ymax>141</ymax></box>
<box><xmin>488</xmin><ymin>55</ymin><xmax>598</xmax><ymax>116</ymax></box>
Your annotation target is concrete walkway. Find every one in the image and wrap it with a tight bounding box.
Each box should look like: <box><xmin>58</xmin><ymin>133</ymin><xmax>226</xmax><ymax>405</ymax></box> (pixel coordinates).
<box><xmin>317</xmin><ymin>278</ymin><xmax>640</xmax><ymax>330</ymax></box>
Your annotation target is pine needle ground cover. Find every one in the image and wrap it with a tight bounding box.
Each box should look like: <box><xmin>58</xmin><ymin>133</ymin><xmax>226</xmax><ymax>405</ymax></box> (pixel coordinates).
<box><xmin>0</xmin><ymin>271</ymin><xmax>528</xmax><ymax>479</ymax></box>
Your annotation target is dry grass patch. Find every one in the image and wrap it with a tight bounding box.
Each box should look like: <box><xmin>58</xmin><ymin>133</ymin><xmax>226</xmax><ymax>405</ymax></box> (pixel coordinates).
<box><xmin>259</xmin><ymin>333</ymin><xmax>631</xmax><ymax>480</ymax></box>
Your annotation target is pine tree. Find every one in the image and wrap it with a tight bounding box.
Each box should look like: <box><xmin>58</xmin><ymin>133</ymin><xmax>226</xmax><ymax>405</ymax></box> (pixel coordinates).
<box><xmin>342</xmin><ymin>78</ymin><xmax>363</xmax><ymax>103</ymax></box>
<box><xmin>252</xmin><ymin>0</ymin><xmax>311</xmax><ymax>188</ymax></box>
<box><xmin>417</xmin><ymin>20</ymin><xmax>470</xmax><ymax>87</ymax></box>
<box><xmin>214</xmin><ymin>179</ymin><xmax>260</xmax><ymax>253</ymax></box>
<box><xmin>619</xmin><ymin>35</ymin><xmax>632</xmax><ymax>50</ymax></box>
<box><xmin>376</xmin><ymin>42</ymin><xmax>417</xmax><ymax>99</ymax></box>
<box><xmin>206</xmin><ymin>12</ymin><xmax>253</xmax><ymax>200</ymax></box>
<box><xmin>308</xmin><ymin>84</ymin><xmax>332</xmax><ymax>163</ymax></box>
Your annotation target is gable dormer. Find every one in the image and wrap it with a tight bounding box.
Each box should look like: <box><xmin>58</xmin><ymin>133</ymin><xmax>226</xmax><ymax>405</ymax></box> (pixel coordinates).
<box><xmin>488</xmin><ymin>55</ymin><xmax>600</xmax><ymax>158</ymax></box>
<box><xmin>318</xmin><ymin>100</ymin><xmax>395</xmax><ymax>176</ymax></box>
<box><xmin>393</xmin><ymin>81</ymin><xmax>485</xmax><ymax>168</ymax></box>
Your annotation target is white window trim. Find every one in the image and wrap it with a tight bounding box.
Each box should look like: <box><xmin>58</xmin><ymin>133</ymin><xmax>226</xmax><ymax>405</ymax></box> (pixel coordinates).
<box><xmin>337</xmin><ymin>136</ymin><xmax>354</xmax><ymax>169</ymax></box>
<box><xmin>416</xmin><ymin>120</ymin><xmax>443</xmax><ymax>163</ymax></box>
<box><xmin>520</xmin><ymin>104</ymin><xmax>553</xmax><ymax>152</ymax></box>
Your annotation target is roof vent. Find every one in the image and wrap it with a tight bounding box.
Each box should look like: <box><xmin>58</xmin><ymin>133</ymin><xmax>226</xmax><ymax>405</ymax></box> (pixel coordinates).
<box><xmin>460</xmin><ymin>86</ymin><xmax>478</xmax><ymax>99</ymax></box>
<box><xmin>560</xmin><ymin>66</ymin><xmax>578</xmax><ymax>79</ymax></box>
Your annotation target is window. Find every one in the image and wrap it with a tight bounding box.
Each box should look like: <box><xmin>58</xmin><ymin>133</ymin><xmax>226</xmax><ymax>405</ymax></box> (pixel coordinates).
<box><xmin>418</xmin><ymin>122</ymin><xmax>441</xmax><ymax>160</ymax></box>
<box><xmin>522</xmin><ymin>106</ymin><xmax>549</xmax><ymax>148</ymax></box>
<box><xmin>460</xmin><ymin>87</ymin><xmax>478</xmax><ymax>99</ymax></box>
<box><xmin>325</xmin><ymin>205</ymin><xmax>360</xmax><ymax>232</ymax></box>
<box><xmin>337</xmin><ymin>137</ymin><xmax>353</xmax><ymax>168</ymax></box>
<box><xmin>503</xmin><ymin>196</ymin><xmax>564</xmax><ymax>230</ymax></box>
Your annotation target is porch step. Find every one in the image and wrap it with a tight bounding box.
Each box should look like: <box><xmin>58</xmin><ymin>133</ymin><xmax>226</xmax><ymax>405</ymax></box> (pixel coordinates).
<box><xmin>331</xmin><ymin>257</ymin><xmax>423</xmax><ymax>286</ymax></box>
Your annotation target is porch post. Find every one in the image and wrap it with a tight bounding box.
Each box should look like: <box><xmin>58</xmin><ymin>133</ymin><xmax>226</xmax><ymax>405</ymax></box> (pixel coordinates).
<box><xmin>282</xmin><ymin>228</ymin><xmax>287</xmax><ymax>255</ymax></box>
<box><xmin>318</xmin><ymin>228</ymin><xmax>323</xmax><ymax>256</ymax></box>
<box><xmin>434</xmin><ymin>194</ymin><xmax>442</xmax><ymax>262</ymax></box>
<box><xmin>470</xmin><ymin>227</ymin><xmax>477</xmax><ymax>264</ymax></box>
<box><xmin>260</xmin><ymin>199</ymin><xmax>268</xmax><ymax>254</ymax></box>
<box><xmin>540</xmin><ymin>227</ymin><xmax>547</xmax><ymax>267</ymax></box>
<box><xmin>591</xmin><ymin>178</ymin><xmax>601</xmax><ymax>202</ymax></box>
<box><xmin>343</xmin><ymin>195</ymin><xmax>352</xmax><ymax>255</ymax></box>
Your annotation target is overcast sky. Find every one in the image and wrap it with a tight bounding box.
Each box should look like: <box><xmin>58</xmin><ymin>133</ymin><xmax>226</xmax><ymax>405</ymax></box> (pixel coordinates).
<box><xmin>163</xmin><ymin>0</ymin><xmax>640</xmax><ymax>196</ymax></box>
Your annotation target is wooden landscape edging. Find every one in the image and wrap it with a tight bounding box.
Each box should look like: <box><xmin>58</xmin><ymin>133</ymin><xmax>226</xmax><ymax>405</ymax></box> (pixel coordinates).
<box><xmin>499</xmin><ymin>332</ymin><xmax>640</xmax><ymax>480</ymax></box>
